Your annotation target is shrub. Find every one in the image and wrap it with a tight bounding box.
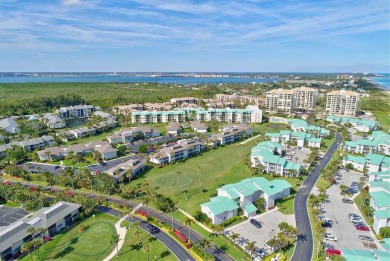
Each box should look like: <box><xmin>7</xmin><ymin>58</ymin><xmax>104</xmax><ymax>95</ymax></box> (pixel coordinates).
<box><xmin>173</xmin><ymin>229</ymin><xmax>188</xmax><ymax>243</ymax></box>
<box><xmin>194</xmin><ymin>211</ymin><xmax>208</xmax><ymax>223</ymax></box>
<box><xmin>137</xmin><ymin>210</ymin><xmax>148</xmax><ymax>218</ymax></box>
<box><xmin>346</xmin><ymin>163</ymin><xmax>354</xmax><ymax>170</ymax></box>
<box><xmin>222</xmin><ymin>216</ymin><xmax>240</xmax><ymax>227</ymax></box>
<box><xmin>379</xmin><ymin>227</ymin><xmax>390</xmax><ymax>238</ymax></box>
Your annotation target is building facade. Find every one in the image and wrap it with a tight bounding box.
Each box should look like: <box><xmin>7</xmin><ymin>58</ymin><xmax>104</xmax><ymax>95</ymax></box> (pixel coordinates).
<box><xmin>326</xmin><ymin>90</ymin><xmax>359</xmax><ymax>116</ymax></box>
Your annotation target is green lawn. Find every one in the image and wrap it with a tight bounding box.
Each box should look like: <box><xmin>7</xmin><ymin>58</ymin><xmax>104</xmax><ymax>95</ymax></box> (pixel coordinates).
<box><xmin>20</xmin><ymin>213</ymin><xmax>118</xmax><ymax>261</ymax></box>
<box><xmin>252</xmin><ymin>122</ymin><xmax>290</xmax><ymax>134</ymax></box>
<box><xmin>276</xmin><ymin>197</ymin><xmax>295</xmax><ymax>215</ymax></box>
<box><xmin>0</xmin><ymin>201</ymin><xmax>19</xmax><ymax>207</ymax></box>
<box><xmin>126</xmin><ymin>136</ymin><xmax>265</xmax><ymax>216</ymax></box>
<box><xmin>114</xmin><ymin>225</ymin><xmax>175</xmax><ymax>261</ymax></box>
<box><xmin>321</xmin><ymin>137</ymin><xmax>335</xmax><ymax>151</ymax></box>
<box><xmin>315</xmin><ymin>177</ymin><xmax>332</xmax><ymax>190</ymax></box>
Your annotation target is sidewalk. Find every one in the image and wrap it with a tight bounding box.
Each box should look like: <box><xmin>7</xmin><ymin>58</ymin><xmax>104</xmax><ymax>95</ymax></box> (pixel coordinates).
<box><xmin>103</xmin><ymin>203</ymin><xmax>143</xmax><ymax>261</ymax></box>
<box><xmin>178</xmin><ymin>208</ymin><xmax>213</xmax><ymax>233</ymax></box>
<box><xmin>240</xmin><ymin>134</ymin><xmax>261</xmax><ymax>145</ymax></box>
<box><xmin>102</xmin><ymin>215</ymin><xmax>128</xmax><ymax>261</ymax></box>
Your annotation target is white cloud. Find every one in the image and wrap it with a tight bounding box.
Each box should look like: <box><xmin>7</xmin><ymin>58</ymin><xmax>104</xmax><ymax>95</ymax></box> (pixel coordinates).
<box><xmin>61</xmin><ymin>0</ymin><xmax>82</xmax><ymax>6</ymax></box>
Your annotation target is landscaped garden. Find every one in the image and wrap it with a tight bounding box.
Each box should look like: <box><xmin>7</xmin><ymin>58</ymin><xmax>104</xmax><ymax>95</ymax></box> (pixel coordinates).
<box><xmin>114</xmin><ymin>223</ymin><xmax>175</xmax><ymax>261</ymax></box>
<box><xmin>19</xmin><ymin>213</ymin><xmax>118</xmax><ymax>261</ymax></box>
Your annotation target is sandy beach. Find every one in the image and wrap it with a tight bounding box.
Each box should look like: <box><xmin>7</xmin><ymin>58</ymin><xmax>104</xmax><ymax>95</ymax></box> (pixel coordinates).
<box><xmin>365</xmin><ymin>78</ymin><xmax>390</xmax><ymax>94</ymax></box>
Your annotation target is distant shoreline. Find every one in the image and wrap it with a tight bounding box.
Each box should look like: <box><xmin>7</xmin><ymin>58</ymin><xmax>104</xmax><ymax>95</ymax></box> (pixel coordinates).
<box><xmin>366</xmin><ymin>78</ymin><xmax>390</xmax><ymax>94</ymax></box>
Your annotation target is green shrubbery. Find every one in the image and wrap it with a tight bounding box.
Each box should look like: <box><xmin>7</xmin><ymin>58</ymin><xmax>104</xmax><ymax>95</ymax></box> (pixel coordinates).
<box><xmin>379</xmin><ymin>227</ymin><xmax>390</xmax><ymax>238</ymax></box>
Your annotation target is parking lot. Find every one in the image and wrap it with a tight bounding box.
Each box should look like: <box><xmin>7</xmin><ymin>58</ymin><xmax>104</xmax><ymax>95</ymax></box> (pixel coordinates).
<box><xmin>285</xmin><ymin>147</ymin><xmax>311</xmax><ymax>167</ymax></box>
<box><xmin>17</xmin><ymin>162</ymin><xmax>67</xmax><ymax>176</ymax></box>
<box><xmin>320</xmin><ymin>170</ymin><xmax>383</xmax><ymax>251</ymax></box>
<box><xmin>225</xmin><ymin>209</ymin><xmax>296</xmax><ymax>258</ymax></box>
<box><xmin>0</xmin><ymin>206</ymin><xmax>29</xmax><ymax>226</ymax></box>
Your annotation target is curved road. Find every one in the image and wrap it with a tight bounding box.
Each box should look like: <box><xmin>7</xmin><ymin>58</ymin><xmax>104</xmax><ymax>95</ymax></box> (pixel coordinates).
<box><xmin>4</xmin><ymin>181</ymin><xmax>234</xmax><ymax>261</ymax></box>
<box><xmin>291</xmin><ymin>132</ymin><xmax>342</xmax><ymax>261</ymax></box>
<box><xmin>97</xmin><ymin>205</ymin><xmax>195</xmax><ymax>261</ymax></box>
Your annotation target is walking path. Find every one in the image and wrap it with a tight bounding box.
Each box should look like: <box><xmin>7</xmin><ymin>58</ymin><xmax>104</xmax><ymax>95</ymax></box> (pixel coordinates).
<box><xmin>102</xmin><ymin>215</ymin><xmax>128</xmax><ymax>261</ymax></box>
<box><xmin>240</xmin><ymin>134</ymin><xmax>261</xmax><ymax>144</ymax></box>
<box><xmin>178</xmin><ymin>208</ymin><xmax>213</xmax><ymax>232</ymax></box>
<box><xmin>103</xmin><ymin>203</ymin><xmax>143</xmax><ymax>261</ymax></box>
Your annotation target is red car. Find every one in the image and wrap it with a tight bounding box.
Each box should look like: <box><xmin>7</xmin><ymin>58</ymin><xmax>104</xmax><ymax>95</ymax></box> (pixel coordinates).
<box><xmin>355</xmin><ymin>225</ymin><xmax>370</xmax><ymax>231</ymax></box>
<box><xmin>326</xmin><ymin>249</ymin><xmax>341</xmax><ymax>256</ymax></box>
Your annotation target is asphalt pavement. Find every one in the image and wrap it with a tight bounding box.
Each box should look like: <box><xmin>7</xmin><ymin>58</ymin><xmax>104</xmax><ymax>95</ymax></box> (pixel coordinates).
<box><xmin>96</xmin><ymin>205</ymin><xmax>195</xmax><ymax>261</ymax></box>
<box><xmin>291</xmin><ymin>132</ymin><xmax>342</xmax><ymax>261</ymax></box>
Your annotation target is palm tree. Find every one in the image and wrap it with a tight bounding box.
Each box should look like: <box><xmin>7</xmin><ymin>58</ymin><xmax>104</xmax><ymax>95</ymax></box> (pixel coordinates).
<box><xmin>21</xmin><ymin>241</ymin><xmax>33</xmax><ymax>260</ymax></box>
<box><xmin>37</xmin><ymin>227</ymin><xmax>47</xmax><ymax>250</ymax></box>
<box><xmin>168</xmin><ymin>201</ymin><xmax>177</xmax><ymax>229</ymax></box>
<box><xmin>176</xmin><ymin>171</ymin><xmax>188</xmax><ymax>200</ymax></box>
<box><xmin>27</xmin><ymin>227</ymin><xmax>36</xmax><ymax>240</ymax></box>
<box><xmin>211</xmin><ymin>225</ymin><xmax>223</xmax><ymax>238</ymax></box>
<box><xmin>142</xmin><ymin>197</ymin><xmax>151</xmax><ymax>216</ymax></box>
<box><xmin>278</xmin><ymin>222</ymin><xmax>290</xmax><ymax>236</ymax></box>
<box><xmin>196</xmin><ymin>165</ymin><xmax>203</xmax><ymax>193</ymax></box>
<box><xmin>229</xmin><ymin>232</ymin><xmax>240</xmax><ymax>246</ymax></box>
<box><xmin>184</xmin><ymin>217</ymin><xmax>194</xmax><ymax>243</ymax></box>
<box><xmin>134</xmin><ymin>231</ymin><xmax>141</xmax><ymax>247</ymax></box>
<box><xmin>245</xmin><ymin>241</ymin><xmax>256</xmax><ymax>260</ymax></box>
<box><xmin>198</xmin><ymin>238</ymin><xmax>211</xmax><ymax>252</ymax></box>
<box><xmin>143</xmin><ymin>244</ymin><xmax>151</xmax><ymax>261</ymax></box>
<box><xmin>111</xmin><ymin>234</ymin><xmax>120</xmax><ymax>257</ymax></box>
<box><xmin>171</xmin><ymin>183</ymin><xmax>176</xmax><ymax>197</ymax></box>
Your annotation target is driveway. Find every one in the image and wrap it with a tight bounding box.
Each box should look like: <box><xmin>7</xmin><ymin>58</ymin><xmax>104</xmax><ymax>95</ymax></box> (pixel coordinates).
<box><xmin>291</xmin><ymin>132</ymin><xmax>342</xmax><ymax>261</ymax></box>
<box><xmin>321</xmin><ymin>171</ymin><xmax>383</xmax><ymax>251</ymax></box>
<box><xmin>225</xmin><ymin>209</ymin><xmax>296</xmax><ymax>257</ymax></box>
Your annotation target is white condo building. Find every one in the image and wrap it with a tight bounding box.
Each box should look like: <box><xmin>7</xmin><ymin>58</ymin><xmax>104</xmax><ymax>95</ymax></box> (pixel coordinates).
<box><xmin>326</xmin><ymin>90</ymin><xmax>359</xmax><ymax>117</ymax></box>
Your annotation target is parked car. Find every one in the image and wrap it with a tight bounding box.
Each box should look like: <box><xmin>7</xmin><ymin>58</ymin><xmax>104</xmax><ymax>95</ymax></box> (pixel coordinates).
<box><xmin>325</xmin><ymin>249</ymin><xmax>341</xmax><ymax>256</ymax></box>
<box><xmin>342</xmin><ymin>198</ymin><xmax>354</xmax><ymax>204</ymax></box>
<box><xmin>250</xmin><ymin>219</ymin><xmax>262</xmax><ymax>228</ymax></box>
<box><xmin>349</xmin><ymin>213</ymin><xmax>360</xmax><ymax>219</ymax></box>
<box><xmin>147</xmin><ymin>224</ymin><xmax>160</xmax><ymax>234</ymax></box>
<box><xmin>319</xmin><ymin>217</ymin><xmax>333</xmax><ymax>224</ymax></box>
<box><xmin>350</xmin><ymin>216</ymin><xmax>363</xmax><ymax>222</ymax></box>
<box><xmin>355</xmin><ymin>225</ymin><xmax>370</xmax><ymax>231</ymax></box>
<box><xmin>358</xmin><ymin>235</ymin><xmax>374</xmax><ymax>241</ymax></box>
<box><xmin>254</xmin><ymin>247</ymin><xmax>266</xmax><ymax>258</ymax></box>
<box><xmin>352</xmin><ymin>221</ymin><xmax>366</xmax><ymax>227</ymax></box>
<box><xmin>324</xmin><ymin>233</ymin><xmax>338</xmax><ymax>241</ymax></box>
<box><xmin>322</xmin><ymin>222</ymin><xmax>333</xmax><ymax>228</ymax></box>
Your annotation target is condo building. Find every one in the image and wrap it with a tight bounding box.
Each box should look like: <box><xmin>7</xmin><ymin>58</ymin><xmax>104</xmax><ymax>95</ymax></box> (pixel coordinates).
<box><xmin>265</xmin><ymin>89</ymin><xmax>295</xmax><ymax>114</ymax></box>
<box><xmin>292</xmin><ymin>87</ymin><xmax>317</xmax><ymax>110</ymax></box>
<box><xmin>265</xmin><ymin>87</ymin><xmax>318</xmax><ymax>114</ymax></box>
<box><xmin>326</xmin><ymin>90</ymin><xmax>359</xmax><ymax>117</ymax></box>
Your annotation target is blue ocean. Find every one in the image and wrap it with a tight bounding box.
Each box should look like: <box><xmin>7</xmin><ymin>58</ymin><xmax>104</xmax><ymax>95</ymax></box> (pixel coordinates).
<box><xmin>369</xmin><ymin>73</ymin><xmax>390</xmax><ymax>89</ymax></box>
<box><xmin>0</xmin><ymin>75</ymin><xmax>280</xmax><ymax>84</ymax></box>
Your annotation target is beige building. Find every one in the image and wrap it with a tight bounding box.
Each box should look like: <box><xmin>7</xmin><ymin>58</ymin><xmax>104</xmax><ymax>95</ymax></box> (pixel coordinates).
<box><xmin>170</xmin><ymin>97</ymin><xmax>199</xmax><ymax>106</ymax></box>
<box><xmin>292</xmin><ymin>87</ymin><xmax>317</xmax><ymax>110</ymax></box>
<box><xmin>326</xmin><ymin>90</ymin><xmax>359</xmax><ymax>116</ymax></box>
<box><xmin>265</xmin><ymin>89</ymin><xmax>295</xmax><ymax>114</ymax></box>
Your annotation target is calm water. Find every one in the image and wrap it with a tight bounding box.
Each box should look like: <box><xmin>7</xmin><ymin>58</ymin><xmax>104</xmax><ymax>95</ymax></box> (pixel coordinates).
<box><xmin>369</xmin><ymin>73</ymin><xmax>390</xmax><ymax>89</ymax></box>
<box><xmin>0</xmin><ymin>75</ymin><xmax>281</xmax><ymax>84</ymax></box>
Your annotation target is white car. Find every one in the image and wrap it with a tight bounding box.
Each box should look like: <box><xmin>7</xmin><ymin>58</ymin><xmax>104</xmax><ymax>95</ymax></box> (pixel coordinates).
<box><xmin>324</xmin><ymin>233</ymin><xmax>338</xmax><ymax>241</ymax></box>
<box><xmin>319</xmin><ymin>217</ymin><xmax>333</xmax><ymax>224</ymax></box>
<box><xmin>350</xmin><ymin>216</ymin><xmax>363</xmax><ymax>222</ymax></box>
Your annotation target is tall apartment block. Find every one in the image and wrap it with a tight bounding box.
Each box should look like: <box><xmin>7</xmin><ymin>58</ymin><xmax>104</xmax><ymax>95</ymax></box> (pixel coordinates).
<box><xmin>265</xmin><ymin>89</ymin><xmax>295</xmax><ymax>114</ymax></box>
<box><xmin>265</xmin><ymin>87</ymin><xmax>318</xmax><ymax>114</ymax></box>
<box><xmin>326</xmin><ymin>90</ymin><xmax>359</xmax><ymax>117</ymax></box>
<box><xmin>292</xmin><ymin>87</ymin><xmax>317</xmax><ymax>110</ymax></box>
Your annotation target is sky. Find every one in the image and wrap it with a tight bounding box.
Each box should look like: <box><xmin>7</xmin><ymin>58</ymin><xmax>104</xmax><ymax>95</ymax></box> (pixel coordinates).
<box><xmin>0</xmin><ymin>0</ymin><xmax>389</xmax><ymax>72</ymax></box>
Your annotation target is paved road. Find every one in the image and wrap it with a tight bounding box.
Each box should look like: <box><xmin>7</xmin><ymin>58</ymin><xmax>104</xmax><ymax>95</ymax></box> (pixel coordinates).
<box><xmin>96</xmin><ymin>205</ymin><xmax>195</xmax><ymax>261</ymax></box>
<box><xmin>3</xmin><ymin>181</ymin><xmax>233</xmax><ymax>261</ymax></box>
<box><xmin>291</xmin><ymin>132</ymin><xmax>342</xmax><ymax>261</ymax></box>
